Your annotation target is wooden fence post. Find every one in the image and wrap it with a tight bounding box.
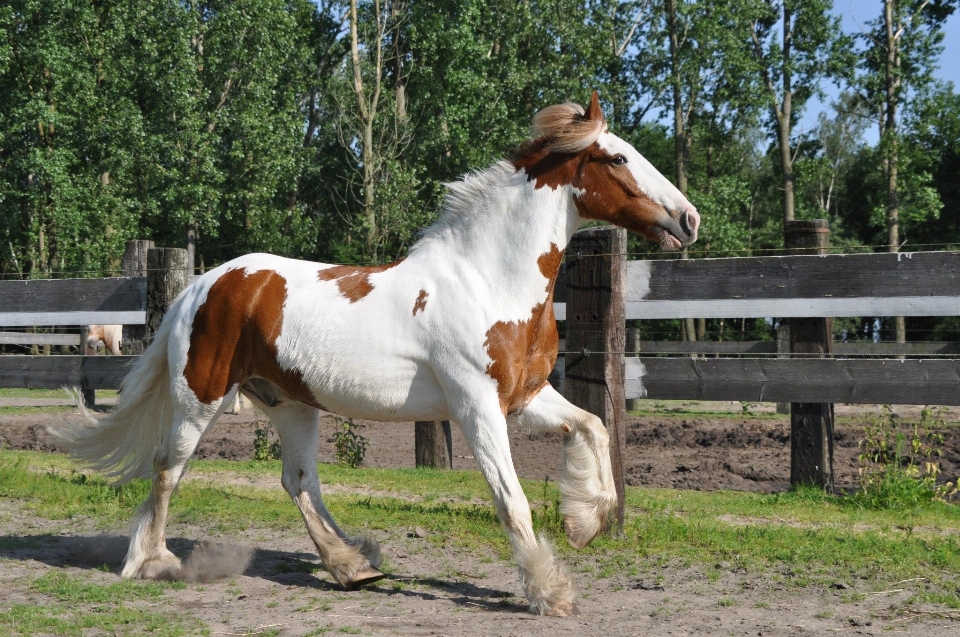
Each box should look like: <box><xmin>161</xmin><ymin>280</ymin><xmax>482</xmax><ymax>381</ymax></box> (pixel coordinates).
<box><xmin>775</xmin><ymin>324</ymin><xmax>790</xmax><ymax>415</ymax></box>
<box><xmin>785</xmin><ymin>220</ymin><xmax>834</xmax><ymax>491</ymax></box>
<box><xmin>564</xmin><ymin>226</ymin><xmax>627</xmax><ymax>533</ymax></box>
<box><xmin>121</xmin><ymin>239</ymin><xmax>155</xmax><ymax>355</ymax></box>
<box><xmin>79</xmin><ymin>325</ymin><xmax>95</xmax><ymax>407</ymax></box>
<box><xmin>415</xmin><ymin>421</ymin><xmax>453</xmax><ymax>469</ymax></box>
<box><xmin>625</xmin><ymin>325</ymin><xmax>641</xmax><ymax>412</ymax></box>
<box><xmin>146</xmin><ymin>248</ymin><xmax>188</xmax><ymax>340</ymax></box>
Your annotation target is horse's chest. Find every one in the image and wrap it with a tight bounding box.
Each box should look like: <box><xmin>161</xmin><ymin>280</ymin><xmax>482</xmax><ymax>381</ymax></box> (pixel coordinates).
<box><xmin>483</xmin><ymin>299</ymin><xmax>559</xmax><ymax>415</ymax></box>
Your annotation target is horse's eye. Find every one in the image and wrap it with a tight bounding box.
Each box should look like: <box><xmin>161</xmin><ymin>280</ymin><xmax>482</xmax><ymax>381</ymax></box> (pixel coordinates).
<box><xmin>611</xmin><ymin>154</ymin><xmax>627</xmax><ymax>165</ymax></box>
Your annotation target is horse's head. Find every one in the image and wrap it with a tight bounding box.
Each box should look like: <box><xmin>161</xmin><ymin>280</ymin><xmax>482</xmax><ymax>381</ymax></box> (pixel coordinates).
<box><xmin>514</xmin><ymin>91</ymin><xmax>699</xmax><ymax>250</ymax></box>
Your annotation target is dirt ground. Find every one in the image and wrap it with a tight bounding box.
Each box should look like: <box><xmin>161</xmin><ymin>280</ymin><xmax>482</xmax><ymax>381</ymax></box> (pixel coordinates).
<box><xmin>4</xmin><ymin>397</ymin><xmax>959</xmax><ymax>494</ymax></box>
<box><xmin>2</xmin><ymin>397</ymin><xmax>960</xmax><ymax>636</ymax></box>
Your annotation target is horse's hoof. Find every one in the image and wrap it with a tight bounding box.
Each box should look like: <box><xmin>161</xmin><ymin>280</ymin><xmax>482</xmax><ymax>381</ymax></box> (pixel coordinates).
<box><xmin>123</xmin><ymin>554</ymin><xmax>182</xmax><ymax>580</ymax></box>
<box><xmin>544</xmin><ymin>600</ymin><xmax>577</xmax><ymax>617</ymax></box>
<box><xmin>345</xmin><ymin>567</ymin><xmax>386</xmax><ymax>588</ymax></box>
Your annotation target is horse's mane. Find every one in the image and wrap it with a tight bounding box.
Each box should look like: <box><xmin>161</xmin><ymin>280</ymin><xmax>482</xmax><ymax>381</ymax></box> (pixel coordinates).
<box><xmin>412</xmin><ymin>100</ymin><xmax>602</xmax><ymax>250</ymax></box>
<box><xmin>525</xmin><ymin>101</ymin><xmax>606</xmax><ymax>154</ymax></box>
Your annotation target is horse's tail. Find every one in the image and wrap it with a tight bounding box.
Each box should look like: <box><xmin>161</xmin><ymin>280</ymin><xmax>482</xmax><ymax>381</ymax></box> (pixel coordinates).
<box><xmin>51</xmin><ymin>307</ymin><xmax>179</xmax><ymax>484</ymax></box>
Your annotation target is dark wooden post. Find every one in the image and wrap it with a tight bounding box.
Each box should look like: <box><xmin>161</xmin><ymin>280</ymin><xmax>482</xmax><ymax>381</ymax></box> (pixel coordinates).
<box><xmin>121</xmin><ymin>240</ymin><xmax>155</xmax><ymax>355</ymax></box>
<box><xmin>146</xmin><ymin>248</ymin><xmax>188</xmax><ymax>341</ymax></box>
<box><xmin>775</xmin><ymin>324</ymin><xmax>790</xmax><ymax>415</ymax></box>
<box><xmin>785</xmin><ymin>220</ymin><xmax>834</xmax><ymax>491</ymax></box>
<box><xmin>415</xmin><ymin>421</ymin><xmax>452</xmax><ymax>469</ymax></box>
<box><xmin>625</xmin><ymin>325</ymin><xmax>641</xmax><ymax>412</ymax></box>
<box><xmin>564</xmin><ymin>226</ymin><xmax>627</xmax><ymax>532</ymax></box>
<box><xmin>79</xmin><ymin>325</ymin><xmax>95</xmax><ymax>408</ymax></box>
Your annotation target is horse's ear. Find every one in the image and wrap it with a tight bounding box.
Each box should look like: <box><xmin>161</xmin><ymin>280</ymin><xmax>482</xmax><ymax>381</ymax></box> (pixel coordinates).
<box><xmin>584</xmin><ymin>90</ymin><xmax>603</xmax><ymax>122</ymax></box>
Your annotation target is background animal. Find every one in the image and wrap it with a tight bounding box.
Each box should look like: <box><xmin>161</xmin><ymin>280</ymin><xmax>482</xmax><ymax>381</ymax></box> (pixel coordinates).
<box><xmin>84</xmin><ymin>325</ymin><xmax>122</xmax><ymax>356</ymax></box>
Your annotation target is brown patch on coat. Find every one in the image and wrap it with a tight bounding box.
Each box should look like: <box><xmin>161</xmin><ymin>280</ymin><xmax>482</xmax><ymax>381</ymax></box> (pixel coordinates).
<box><xmin>317</xmin><ymin>260</ymin><xmax>404</xmax><ymax>303</ymax></box>
<box><xmin>413</xmin><ymin>289</ymin><xmax>429</xmax><ymax>316</ymax></box>
<box><xmin>512</xmin><ymin>140</ymin><xmax>669</xmax><ymax>243</ymax></box>
<box><xmin>184</xmin><ymin>268</ymin><xmax>321</xmax><ymax>408</ymax></box>
<box><xmin>483</xmin><ymin>244</ymin><xmax>563</xmax><ymax>415</ymax></box>
<box><xmin>511</xmin><ymin>90</ymin><xmax>606</xmax><ymax>190</ymax></box>
<box><xmin>571</xmin><ymin>145</ymin><xmax>669</xmax><ymax>244</ymax></box>
<box><xmin>511</xmin><ymin>141</ymin><xmax>580</xmax><ymax>190</ymax></box>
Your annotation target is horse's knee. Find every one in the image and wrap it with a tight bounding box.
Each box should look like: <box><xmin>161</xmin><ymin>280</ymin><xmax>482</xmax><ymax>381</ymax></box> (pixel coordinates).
<box><xmin>576</xmin><ymin>413</ymin><xmax>608</xmax><ymax>448</ymax></box>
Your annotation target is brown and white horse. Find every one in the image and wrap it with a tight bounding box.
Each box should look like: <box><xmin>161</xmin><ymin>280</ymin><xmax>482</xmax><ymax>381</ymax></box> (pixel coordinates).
<box><xmin>53</xmin><ymin>92</ymin><xmax>698</xmax><ymax>616</ymax></box>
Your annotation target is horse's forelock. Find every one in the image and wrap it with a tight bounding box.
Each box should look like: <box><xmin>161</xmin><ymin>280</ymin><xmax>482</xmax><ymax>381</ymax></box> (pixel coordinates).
<box><xmin>530</xmin><ymin>102</ymin><xmax>605</xmax><ymax>154</ymax></box>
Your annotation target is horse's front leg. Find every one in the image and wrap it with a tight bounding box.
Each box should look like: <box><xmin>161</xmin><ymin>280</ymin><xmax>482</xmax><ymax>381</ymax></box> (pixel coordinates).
<box><xmin>450</xmin><ymin>391</ymin><xmax>575</xmax><ymax>616</ymax></box>
<box><xmin>511</xmin><ymin>384</ymin><xmax>618</xmax><ymax>549</ymax></box>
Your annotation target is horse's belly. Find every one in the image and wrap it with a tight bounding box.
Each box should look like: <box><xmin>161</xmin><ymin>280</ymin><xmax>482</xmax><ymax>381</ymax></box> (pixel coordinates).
<box><xmin>305</xmin><ymin>355</ymin><xmax>450</xmax><ymax>422</ymax></box>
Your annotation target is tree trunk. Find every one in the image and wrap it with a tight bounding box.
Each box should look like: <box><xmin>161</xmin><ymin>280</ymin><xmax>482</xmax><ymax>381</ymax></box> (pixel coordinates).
<box><xmin>667</xmin><ymin>0</ymin><xmax>688</xmax><ymax>196</ymax></box>
<box><xmin>779</xmin><ymin>5</ymin><xmax>795</xmax><ymax>227</ymax></box>
<box><xmin>349</xmin><ymin>0</ymin><xmax>383</xmax><ymax>261</ymax></box>
<box><xmin>362</xmin><ymin>119</ymin><xmax>377</xmax><ymax>257</ymax></box>
<box><xmin>667</xmin><ymin>0</ymin><xmax>696</xmax><ymax>342</ymax></box>
<box><xmin>883</xmin><ymin>0</ymin><xmax>906</xmax><ymax>344</ymax></box>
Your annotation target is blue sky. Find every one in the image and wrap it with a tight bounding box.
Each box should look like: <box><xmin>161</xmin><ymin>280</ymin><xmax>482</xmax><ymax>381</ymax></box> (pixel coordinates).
<box><xmin>802</xmin><ymin>0</ymin><xmax>959</xmax><ymax>141</ymax></box>
<box><xmin>837</xmin><ymin>0</ymin><xmax>959</xmax><ymax>88</ymax></box>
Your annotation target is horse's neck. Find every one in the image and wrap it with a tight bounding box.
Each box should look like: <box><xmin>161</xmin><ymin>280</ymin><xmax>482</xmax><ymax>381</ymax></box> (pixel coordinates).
<box><xmin>416</xmin><ymin>166</ymin><xmax>580</xmax><ymax>296</ymax></box>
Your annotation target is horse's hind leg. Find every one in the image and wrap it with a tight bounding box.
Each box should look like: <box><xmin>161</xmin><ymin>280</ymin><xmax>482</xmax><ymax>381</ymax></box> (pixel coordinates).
<box><xmin>121</xmin><ymin>405</ymin><xmax>220</xmax><ymax>579</ymax></box>
<box><xmin>261</xmin><ymin>398</ymin><xmax>383</xmax><ymax>587</ymax></box>
<box><xmin>512</xmin><ymin>384</ymin><xmax>617</xmax><ymax>549</ymax></box>
<box><xmin>121</xmin><ymin>460</ymin><xmax>185</xmax><ymax>579</ymax></box>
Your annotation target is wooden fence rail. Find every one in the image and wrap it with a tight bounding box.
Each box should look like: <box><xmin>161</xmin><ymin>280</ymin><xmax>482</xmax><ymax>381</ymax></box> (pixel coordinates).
<box><xmin>0</xmin><ymin>355</ymin><xmax>133</xmax><ymax>390</ymax></box>
<box><xmin>0</xmin><ymin>278</ymin><xmax>147</xmax><ymax>327</ymax></box>
<box><xmin>624</xmin><ymin>340</ymin><xmax>960</xmax><ymax>356</ymax></box>
<box><xmin>0</xmin><ymin>331</ymin><xmax>81</xmax><ymax>346</ymax></box>
<box><xmin>554</xmin><ymin>250</ymin><xmax>960</xmax><ymax>319</ymax></box>
<box><xmin>4</xmin><ymin>236</ymin><xmax>960</xmax><ymax>483</ymax></box>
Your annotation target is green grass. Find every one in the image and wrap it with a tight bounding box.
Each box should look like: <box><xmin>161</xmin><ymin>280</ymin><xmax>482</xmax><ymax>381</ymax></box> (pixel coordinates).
<box><xmin>0</xmin><ymin>571</ymin><xmax>202</xmax><ymax>637</ymax></box>
<box><xmin>627</xmin><ymin>400</ymin><xmax>960</xmax><ymax>426</ymax></box>
<box><xmin>0</xmin><ymin>388</ymin><xmax>73</xmax><ymax>399</ymax></box>
<box><xmin>0</xmin><ymin>388</ymin><xmax>119</xmax><ymax>400</ymax></box>
<box><xmin>0</xmin><ymin>387</ymin><xmax>119</xmax><ymax>416</ymax></box>
<box><xmin>0</xmin><ymin>404</ymin><xmax>77</xmax><ymax>416</ymax></box>
<box><xmin>627</xmin><ymin>399</ymin><xmax>787</xmax><ymax>420</ymax></box>
<box><xmin>3</xmin><ymin>448</ymin><xmax>960</xmax><ymax>611</ymax></box>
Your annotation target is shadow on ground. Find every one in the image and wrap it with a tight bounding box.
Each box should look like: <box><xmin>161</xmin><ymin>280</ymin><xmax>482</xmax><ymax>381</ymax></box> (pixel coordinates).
<box><xmin>0</xmin><ymin>533</ymin><xmax>525</xmax><ymax>612</ymax></box>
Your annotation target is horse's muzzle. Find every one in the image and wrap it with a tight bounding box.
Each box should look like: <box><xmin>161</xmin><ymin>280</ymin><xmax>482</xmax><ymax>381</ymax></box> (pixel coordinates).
<box><xmin>679</xmin><ymin>208</ymin><xmax>700</xmax><ymax>244</ymax></box>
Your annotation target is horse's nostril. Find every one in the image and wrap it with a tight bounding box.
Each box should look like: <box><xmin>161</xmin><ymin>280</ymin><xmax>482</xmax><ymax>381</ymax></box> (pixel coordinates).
<box><xmin>680</xmin><ymin>209</ymin><xmax>700</xmax><ymax>237</ymax></box>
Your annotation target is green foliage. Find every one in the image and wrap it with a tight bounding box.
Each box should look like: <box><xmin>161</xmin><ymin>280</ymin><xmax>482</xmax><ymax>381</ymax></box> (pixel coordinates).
<box><xmin>253</xmin><ymin>423</ymin><xmax>282</xmax><ymax>462</ymax></box>
<box><xmin>532</xmin><ymin>477</ymin><xmax>563</xmax><ymax>535</ymax></box>
<box><xmin>332</xmin><ymin>418</ymin><xmax>369</xmax><ymax>468</ymax></box>
<box><xmin>855</xmin><ymin>405</ymin><xmax>959</xmax><ymax>510</ymax></box>
<box><xmin>0</xmin><ymin>0</ymin><xmax>957</xmax><ymax>277</ymax></box>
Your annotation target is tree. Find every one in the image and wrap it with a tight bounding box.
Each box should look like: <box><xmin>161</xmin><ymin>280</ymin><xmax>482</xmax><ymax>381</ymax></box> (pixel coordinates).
<box><xmin>629</xmin><ymin>0</ymin><xmax>765</xmax><ymax>339</ymax></box>
<box><xmin>744</xmin><ymin>0</ymin><xmax>853</xmax><ymax>231</ymax></box>
<box><xmin>857</xmin><ymin>0</ymin><xmax>957</xmax><ymax>342</ymax></box>
<box><xmin>0</xmin><ymin>0</ymin><xmax>333</xmax><ymax>277</ymax></box>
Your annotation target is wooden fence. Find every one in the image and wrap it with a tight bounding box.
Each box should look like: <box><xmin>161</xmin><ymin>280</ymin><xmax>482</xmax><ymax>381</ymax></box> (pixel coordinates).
<box><xmin>548</xmin><ymin>240</ymin><xmax>960</xmax><ymax>405</ymax></box>
<box><xmin>0</xmin><ymin>241</ymin><xmax>185</xmax><ymax>393</ymax></box>
<box><xmin>3</xmin><ymin>234</ymin><xmax>958</xmax><ymax>510</ymax></box>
